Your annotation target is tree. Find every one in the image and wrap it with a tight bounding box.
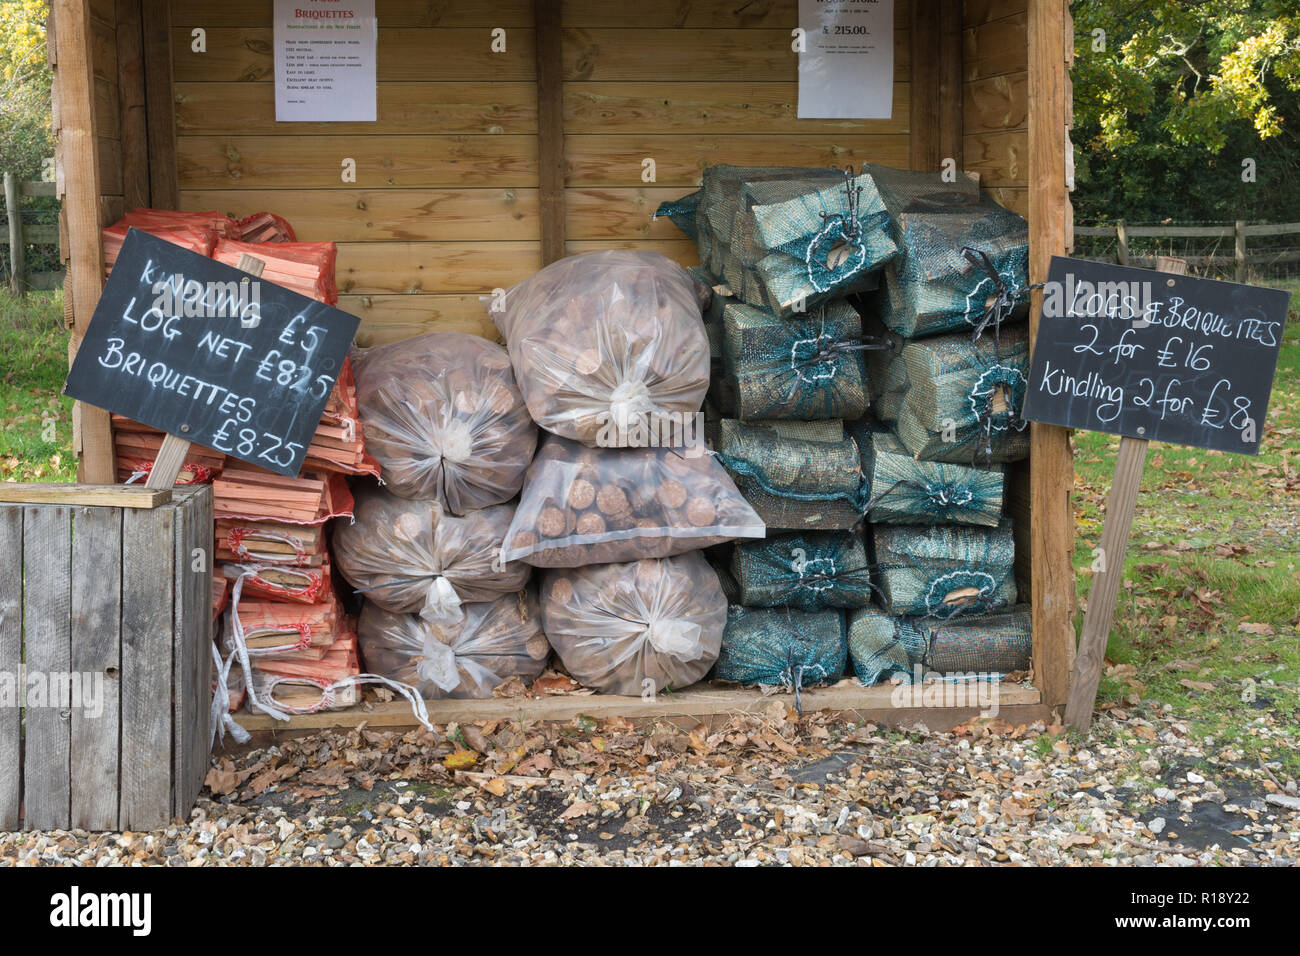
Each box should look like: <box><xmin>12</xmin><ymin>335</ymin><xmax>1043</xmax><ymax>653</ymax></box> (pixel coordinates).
<box><xmin>1072</xmin><ymin>1</ymin><xmax>1300</xmax><ymax>222</ymax></box>
<box><xmin>0</xmin><ymin>0</ymin><xmax>54</xmax><ymax>181</ymax></box>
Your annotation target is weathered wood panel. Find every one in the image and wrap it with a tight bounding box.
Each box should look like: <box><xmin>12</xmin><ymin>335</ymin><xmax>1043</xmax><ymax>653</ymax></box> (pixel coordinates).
<box><xmin>179</xmin><ymin>188</ymin><xmax>540</xmax><ymax>242</ymax></box>
<box><xmin>170</xmin><ymin>0</ymin><xmax>535</xmax><ymax>27</ymax></box>
<box><xmin>176</xmin><ymin>135</ymin><xmax>539</xmax><ymax>189</ymax></box>
<box><xmin>120</xmin><ymin>505</ymin><xmax>175</xmax><ymax>830</ymax></box>
<box><xmin>345</xmin><ymin>294</ymin><xmax>502</xmax><ymax>348</ymax></box>
<box><xmin>21</xmin><ymin>506</ymin><xmax>72</xmax><ymax>832</ymax></box>
<box><xmin>565</xmin><ymin>0</ymin><xmax>911</xmax><ymax>28</ymax></box>
<box><xmin>173</xmin><ymin>487</ymin><xmax>211</xmax><ymax>820</ymax></box>
<box><xmin>566</xmin><ymin>134</ymin><xmax>910</xmax><ymax>186</ymax></box>
<box><xmin>69</xmin><ymin>506</ymin><xmax>122</xmax><ymax>831</ymax></box>
<box><xmin>963</xmin><ymin>0</ymin><xmax>1026</xmax><ymax>27</ymax></box>
<box><xmin>963</xmin><ymin>12</ymin><xmax>1027</xmax><ymax>81</ymax></box>
<box><xmin>0</xmin><ymin>508</ymin><xmax>21</xmax><ymax>830</ymax></box>
<box><xmin>964</xmin><ymin>72</ymin><xmax>1027</xmax><ymax>134</ymax></box>
<box><xmin>562</xmin><ymin>27</ymin><xmax>909</xmax><ymax>82</ymax></box>
<box><xmin>336</xmin><ymin>241</ymin><xmax>542</xmax><ymax>294</ymax></box>
<box><xmin>172</xmin><ymin>28</ymin><xmax>536</xmax><ymax>82</ymax></box>
<box><xmin>565</xmin><ymin>81</ymin><xmax>909</xmax><ymax>134</ymax></box>
<box><xmin>174</xmin><ymin>82</ymin><xmax>539</xmax><ymax>136</ymax></box>
<box><xmin>962</xmin><ymin>128</ymin><xmax>1026</xmax><ymax>187</ymax></box>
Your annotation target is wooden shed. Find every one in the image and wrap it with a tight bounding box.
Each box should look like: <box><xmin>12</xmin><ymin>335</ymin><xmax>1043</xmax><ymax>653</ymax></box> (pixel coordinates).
<box><xmin>49</xmin><ymin>0</ymin><xmax>1076</xmax><ymax>730</ymax></box>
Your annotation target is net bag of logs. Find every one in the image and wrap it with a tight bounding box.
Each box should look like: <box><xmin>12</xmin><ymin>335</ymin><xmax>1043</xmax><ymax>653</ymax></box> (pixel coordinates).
<box><xmin>722</xmin><ymin>300</ymin><xmax>869</xmax><ymax>421</ymax></box>
<box><xmin>491</xmin><ymin>250</ymin><xmax>710</xmax><ymax>447</ymax></box>
<box><xmin>866</xmin><ymin>164</ymin><xmax>1030</xmax><ymax>339</ymax></box>
<box><xmin>333</xmin><ymin>486</ymin><xmax>528</xmax><ymax>623</ymax></box>
<box><xmin>853</xmin><ymin>424</ymin><xmax>1006</xmax><ymax>527</ymax></box>
<box><xmin>354</xmin><ymin>331</ymin><xmax>537</xmax><ymax>513</ymax></box>
<box><xmin>503</xmin><ymin>434</ymin><xmax>764</xmax><ymax>567</ymax></box>
<box><xmin>847</xmin><ymin>604</ymin><xmax>1032</xmax><ymax>684</ymax></box>
<box><xmin>358</xmin><ymin>591</ymin><xmax>550</xmax><ymax>699</ymax></box>
<box><xmin>731</xmin><ymin>531</ymin><xmax>873</xmax><ymax>610</ymax></box>
<box><xmin>870</xmin><ymin>520</ymin><xmax>1017</xmax><ymax>619</ymax></box>
<box><xmin>885</xmin><ymin>325</ymin><xmax>1031</xmax><ymax>464</ymax></box>
<box><xmin>713</xmin><ymin>606</ymin><xmax>847</xmax><ymax>692</ymax></box>
<box><xmin>714</xmin><ymin>419</ymin><xmax>863</xmax><ymax>532</ymax></box>
<box><xmin>539</xmin><ymin>553</ymin><xmax>727</xmax><ymax>695</ymax></box>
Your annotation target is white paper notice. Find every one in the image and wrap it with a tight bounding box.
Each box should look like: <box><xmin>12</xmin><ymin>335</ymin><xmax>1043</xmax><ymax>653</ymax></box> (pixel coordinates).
<box><xmin>797</xmin><ymin>0</ymin><xmax>895</xmax><ymax>119</ymax></box>
<box><xmin>274</xmin><ymin>0</ymin><xmax>377</xmax><ymax>122</ymax></box>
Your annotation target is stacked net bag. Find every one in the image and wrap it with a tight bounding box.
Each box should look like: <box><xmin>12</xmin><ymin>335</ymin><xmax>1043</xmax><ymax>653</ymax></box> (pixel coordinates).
<box><xmin>852</xmin><ymin>422</ymin><xmax>1005</xmax><ymax>526</ymax></box>
<box><xmin>539</xmin><ymin>552</ymin><xmax>727</xmax><ymax>695</ymax></box>
<box><xmin>731</xmin><ymin>532</ymin><xmax>873</xmax><ymax>610</ymax></box>
<box><xmin>848</xmin><ymin>604</ymin><xmax>1032</xmax><ymax>685</ymax></box>
<box><xmin>490</xmin><ymin>249</ymin><xmax>710</xmax><ymax>447</ymax></box>
<box><xmin>870</xmin><ymin>520</ymin><xmax>1017</xmax><ymax>619</ymax></box>
<box><xmin>884</xmin><ymin>324</ymin><xmax>1031</xmax><ymax>464</ymax></box>
<box><xmin>358</xmin><ymin>591</ymin><xmax>550</xmax><ymax>699</ymax></box>
<box><xmin>722</xmin><ymin>300</ymin><xmax>870</xmax><ymax>421</ymax></box>
<box><xmin>713</xmin><ymin>606</ymin><xmax>847</xmax><ymax>693</ymax></box>
<box><xmin>333</xmin><ymin>486</ymin><xmax>529</xmax><ymax>623</ymax></box>
<box><xmin>353</xmin><ymin>331</ymin><xmax>537</xmax><ymax>512</ymax></box>
<box><xmin>714</xmin><ymin>419</ymin><xmax>863</xmax><ymax>531</ymax></box>
<box><xmin>866</xmin><ymin>164</ymin><xmax>1031</xmax><ymax>339</ymax></box>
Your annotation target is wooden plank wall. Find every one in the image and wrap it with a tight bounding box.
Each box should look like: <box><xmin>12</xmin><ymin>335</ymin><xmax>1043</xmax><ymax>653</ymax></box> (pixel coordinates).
<box><xmin>169</xmin><ymin>0</ymin><xmax>913</xmax><ymax>347</ymax></box>
<box><xmin>962</xmin><ymin>0</ymin><xmax>1028</xmax><ymax>216</ymax></box>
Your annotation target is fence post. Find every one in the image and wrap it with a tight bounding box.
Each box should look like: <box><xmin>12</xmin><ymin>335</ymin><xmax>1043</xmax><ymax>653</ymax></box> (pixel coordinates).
<box><xmin>3</xmin><ymin>172</ymin><xmax>24</xmax><ymax>295</ymax></box>
<box><xmin>1115</xmin><ymin>219</ymin><xmax>1128</xmax><ymax>266</ymax></box>
<box><xmin>1234</xmin><ymin>220</ymin><xmax>1247</xmax><ymax>283</ymax></box>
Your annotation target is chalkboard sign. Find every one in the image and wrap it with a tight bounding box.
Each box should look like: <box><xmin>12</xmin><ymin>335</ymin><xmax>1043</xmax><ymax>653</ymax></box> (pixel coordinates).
<box><xmin>1022</xmin><ymin>256</ymin><xmax>1288</xmax><ymax>455</ymax></box>
<box><xmin>65</xmin><ymin>228</ymin><xmax>359</xmax><ymax>477</ymax></box>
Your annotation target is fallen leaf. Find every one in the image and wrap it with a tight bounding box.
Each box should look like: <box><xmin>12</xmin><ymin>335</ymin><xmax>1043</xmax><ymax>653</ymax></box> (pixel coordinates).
<box><xmin>1237</xmin><ymin>622</ymin><xmax>1275</xmax><ymax>636</ymax></box>
<box><xmin>442</xmin><ymin>749</ymin><xmax>478</xmax><ymax>770</ymax></box>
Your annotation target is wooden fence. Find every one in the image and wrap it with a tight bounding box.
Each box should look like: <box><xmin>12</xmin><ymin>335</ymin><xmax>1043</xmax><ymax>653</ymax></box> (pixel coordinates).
<box><xmin>1074</xmin><ymin>220</ymin><xmax>1300</xmax><ymax>281</ymax></box>
<box><xmin>1</xmin><ymin>173</ymin><xmax>63</xmax><ymax>294</ymax></box>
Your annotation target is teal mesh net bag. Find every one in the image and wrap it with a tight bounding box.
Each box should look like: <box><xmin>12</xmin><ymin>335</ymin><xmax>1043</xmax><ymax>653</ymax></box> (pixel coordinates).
<box><xmin>862</xmin><ymin>164</ymin><xmax>1030</xmax><ymax>339</ymax></box>
<box><xmin>870</xmin><ymin>520</ymin><xmax>1017</xmax><ymax>618</ymax></box>
<box><xmin>714</xmin><ymin>605</ymin><xmax>847</xmax><ymax>705</ymax></box>
<box><xmin>851</xmin><ymin>424</ymin><xmax>1005</xmax><ymax>526</ymax></box>
<box><xmin>722</xmin><ymin>299</ymin><xmax>871</xmax><ymax>421</ymax></box>
<box><xmin>656</xmin><ymin>191</ymin><xmax>701</xmax><ymax>241</ymax></box>
<box><xmin>714</xmin><ymin>419</ymin><xmax>864</xmax><ymax>532</ymax></box>
<box><xmin>731</xmin><ymin>530</ymin><xmax>874</xmax><ymax>610</ymax></box>
<box><xmin>847</xmin><ymin>604</ymin><xmax>1031</xmax><ymax>684</ymax></box>
<box><xmin>888</xmin><ymin>324</ymin><xmax>1031</xmax><ymax>463</ymax></box>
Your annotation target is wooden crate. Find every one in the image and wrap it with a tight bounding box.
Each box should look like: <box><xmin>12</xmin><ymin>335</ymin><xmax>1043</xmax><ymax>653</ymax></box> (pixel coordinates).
<box><xmin>0</xmin><ymin>485</ymin><xmax>212</xmax><ymax>831</ymax></box>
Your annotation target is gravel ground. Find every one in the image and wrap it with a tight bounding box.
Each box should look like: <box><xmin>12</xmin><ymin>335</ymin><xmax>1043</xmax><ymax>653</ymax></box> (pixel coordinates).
<box><xmin>3</xmin><ymin>701</ymin><xmax>1298</xmax><ymax>866</ymax></box>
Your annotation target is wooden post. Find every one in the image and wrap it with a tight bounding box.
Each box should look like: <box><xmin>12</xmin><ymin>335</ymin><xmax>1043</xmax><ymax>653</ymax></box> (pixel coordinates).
<box><xmin>1235</xmin><ymin>219</ymin><xmax>1247</xmax><ymax>283</ymax></box>
<box><xmin>144</xmin><ymin>254</ymin><xmax>265</xmax><ymax>488</ymax></box>
<box><xmin>534</xmin><ymin>0</ymin><xmax>566</xmax><ymax>265</ymax></box>
<box><xmin>53</xmin><ymin>0</ymin><xmax>114</xmax><ymax>484</ymax></box>
<box><xmin>1028</xmin><ymin>0</ymin><xmax>1076</xmax><ymax>711</ymax></box>
<box><xmin>1065</xmin><ymin>257</ymin><xmax>1188</xmax><ymax>731</ymax></box>
<box><xmin>3</xmin><ymin>172</ymin><xmax>24</xmax><ymax>294</ymax></box>
<box><xmin>1115</xmin><ymin>219</ymin><xmax>1128</xmax><ymax>266</ymax></box>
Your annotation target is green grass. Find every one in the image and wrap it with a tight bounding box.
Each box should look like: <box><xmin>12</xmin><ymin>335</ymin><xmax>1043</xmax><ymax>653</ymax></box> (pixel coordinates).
<box><xmin>1072</xmin><ymin>280</ymin><xmax>1300</xmax><ymax>773</ymax></box>
<box><xmin>0</xmin><ymin>289</ymin><xmax>76</xmax><ymax>482</ymax></box>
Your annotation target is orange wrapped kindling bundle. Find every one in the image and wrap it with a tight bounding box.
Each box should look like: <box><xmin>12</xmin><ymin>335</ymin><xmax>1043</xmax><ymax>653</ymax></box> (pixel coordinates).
<box><xmin>101</xmin><ymin>208</ymin><xmax>240</xmax><ymax>273</ymax></box>
<box><xmin>213</xmin><ymin>466</ymin><xmax>354</xmax><ymax>525</ymax></box>
<box><xmin>221</xmin><ymin>560</ymin><xmax>332</xmax><ymax>605</ymax></box>
<box><xmin>305</xmin><ymin>358</ymin><xmax>382</xmax><ymax>478</ymax></box>
<box><xmin>235</xmin><ymin>211</ymin><xmax>297</xmax><ymax>243</ymax></box>
<box><xmin>216</xmin><ymin>519</ymin><xmax>327</xmax><ymax>567</ymax></box>
<box><xmin>212</xmin><ymin>238</ymin><xmax>338</xmax><ymax>304</ymax></box>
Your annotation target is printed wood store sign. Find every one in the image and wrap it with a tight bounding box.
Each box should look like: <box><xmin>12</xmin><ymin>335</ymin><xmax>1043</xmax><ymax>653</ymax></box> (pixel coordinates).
<box><xmin>1022</xmin><ymin>256</ymin><xmax>1288</xmax><ymax>454</ymax></box>
<box><xmin>65</xmin><ymin>229</ymin><xmax>359</xmax><ymax>477</ymax></box>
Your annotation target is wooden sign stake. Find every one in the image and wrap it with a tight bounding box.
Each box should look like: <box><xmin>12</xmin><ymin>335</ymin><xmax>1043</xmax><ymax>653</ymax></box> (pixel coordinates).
<box><xmin>1065</xmin><ymin>256</ymin><xmax>1187</xmax><ymax>731</ymax></box>
<box><xmin>144</xmin><ymin>254</ymin><xmax>266</xmax><ymax>490</ymax></box>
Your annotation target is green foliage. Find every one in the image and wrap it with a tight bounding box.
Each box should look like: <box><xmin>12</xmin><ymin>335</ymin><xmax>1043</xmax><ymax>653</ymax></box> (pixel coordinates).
<box><xmin>0</xmin><ymin>0</ymin><xmax>53</xmax><ymax>181</ymax></box>
<box><xmin>1073</xmin><ymin>1</ymin><xmax>1300</xmax><ymax>223</ymax></box>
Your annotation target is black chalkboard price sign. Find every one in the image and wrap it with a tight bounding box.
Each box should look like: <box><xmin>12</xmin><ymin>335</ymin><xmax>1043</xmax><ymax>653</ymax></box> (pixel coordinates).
<box><xmin>64</xmin><ymin>228</ymin><xmax>359</xmax><ymax>478</ymax></box>
<box><xmin>1022</xmin><ymin>256</ymin><xmax>1288</xmax><ymax>455</ymax></box>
